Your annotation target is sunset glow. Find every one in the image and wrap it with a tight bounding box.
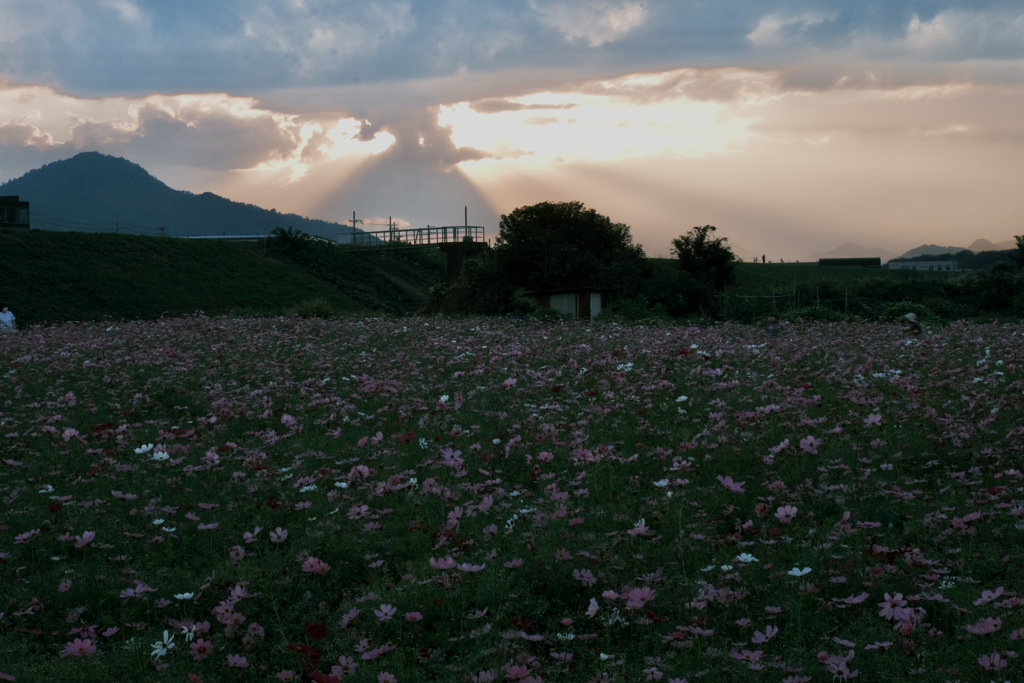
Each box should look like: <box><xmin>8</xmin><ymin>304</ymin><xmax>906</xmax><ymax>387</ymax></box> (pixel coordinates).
<box><xmin>1</xmin><ymin>1</ymin><xmax>1022</xmax><ymax>258</ymax></box>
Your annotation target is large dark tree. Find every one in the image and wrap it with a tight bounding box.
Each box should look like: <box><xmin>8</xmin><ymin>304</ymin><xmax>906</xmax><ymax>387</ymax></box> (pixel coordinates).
<box><xmin>493</xmin><ymin>201</ymin><xmax>647</xmax><ymax>293</ymax></box>
<box><xmin>671</xmin><ymin>225</ymin><xmax>737</xmax><ymax>314</ymax></box>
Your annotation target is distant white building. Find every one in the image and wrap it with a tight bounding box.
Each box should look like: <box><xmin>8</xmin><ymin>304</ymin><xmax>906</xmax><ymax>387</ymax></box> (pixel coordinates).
<box><xmin>887</xmin><ymin>260</ymin><xmax>958</xmax><ymax>271</ymax></box>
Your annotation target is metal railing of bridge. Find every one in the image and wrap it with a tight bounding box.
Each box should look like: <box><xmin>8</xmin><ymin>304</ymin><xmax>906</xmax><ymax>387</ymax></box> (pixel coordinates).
<box><xmin>341</xmin><ymin>225</ymin><xmax>486</xmax><ymax>250</ymax></box>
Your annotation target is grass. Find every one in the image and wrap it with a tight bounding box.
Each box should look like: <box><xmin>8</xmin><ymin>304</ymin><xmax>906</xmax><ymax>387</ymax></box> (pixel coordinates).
<box><xmin>2</xmin><ymin>315</ymin><xmax>1023</xmax><ymax>681</ymax></box>
<box><xmin>0</xmin><ymin>229</ymin><xmax>446</xmax><ymax>324</ymax></box>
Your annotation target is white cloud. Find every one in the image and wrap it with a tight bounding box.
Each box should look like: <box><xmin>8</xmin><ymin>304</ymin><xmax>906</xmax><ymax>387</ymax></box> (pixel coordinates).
<box><xmin>0</xmin><ymin>82</ymin><xmax>392</xmax><ymax>179</ymax></box>
<box><xmin>441</xmin><ymin>68</ymin><xmax>777</xmax><ymax>164</ymax></box>
<box><xmin>239</xmin><ymin>0</ymin><xmax>415</xmax><ymax>75</ymax></box>
<box><xmin>528</xmin><ymin>0</ymin><xmax>648</xmax><ymax>48</ymax></box>
<box><xmin>746</xmin><ymin>12</ymin><xmax>831</xmax><ymax>46</ymax></box>
<box><xmin>98</xmin><ymin>0</ymin><xmax>146</xmax><ymax>25</ymax></box>
<box><xmin>904</xmin><ymin>9</ymin><xmax>1024</xmax><ymax>59</ymax></box>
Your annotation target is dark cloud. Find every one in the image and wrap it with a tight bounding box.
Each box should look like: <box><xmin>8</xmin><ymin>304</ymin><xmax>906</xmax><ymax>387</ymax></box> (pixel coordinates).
<box><xmin>470</xmin><ymin>98</ymin><xmax>575</xmax><ymax>113</ymax></box>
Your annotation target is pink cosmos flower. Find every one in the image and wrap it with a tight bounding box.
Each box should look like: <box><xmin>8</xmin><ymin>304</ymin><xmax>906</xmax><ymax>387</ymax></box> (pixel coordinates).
<box><xmin>966</xmin><ymin>617</ymin><xmax>1002</xmax><ymax>635</ymax></box>
<box><xmin>626</xmin><ymin>586</ymin><xmax>656</xmax><ymax>610</ymax></box>
<box><xmin>404</xmin><ymin>611</ymin><xmax>423</xmax><ymax>622</ymax></box>
<box><xmin>339</xmin><ymin>607</ymin><xmax>360</xmax><ymax>629</ymax></box>
<box><xmin>456</xmin><ymin>562</ymin><xmax>486</xmax><ymax>572</ymax></box>
<box><xmin>227</xmin><ymin>653</ymin><xmax>248</xmax><ymax>668</ymax></box>
<box><xmin>74</xmin><ymin>530</ymin><xmax>96</xmax><ymax>548</ymax></box>
<box><xmin>716</xmin><ymin>475</ymin><xmax>745</xmax><ymax>492</ymax></box>
<box><xmin>332</xmin><ymin>655</ymin><xmax>359</xmax><ymax>677</ymax></box>
<box><xmin>301</xmin><ymin>556</ymin><xmax>330</xmax><ymax>575</ymax></box>
<box><xmin>974</xmin><ymin>587</ymin><xmax>1005</xmax><ymax>606</ymax></box>
<box><xmin>429</xmin><ymin>556</ymin><xmax>456</xmax><ymax>570</ymax></box>
<box><xmin>978</xmin><ymin>652</ymin><xmax>1008</xmax><ymax>670</ymax></box>
<box><xmin>573</xmin><ymin>568</ymin><xmax>597</xmax><ymax>586</ymax></box>
<box><xmin>752</xmin><ymin>625</ymin><xmax>778</xmax><ymax>643</ymax></box>
<box><xmin>60</xmin><ymin>637</ymin><xmax>96</xmax><ymax>657</ymax></box>
<box><xmin>190</xmin><ymin>638</ymin><xmax>213</xmax><ymax>662</ymax></box>
<box><xmin>863</xmin><ymin>413</ymin><xmax>882</xmax><ymax>427</ymax></box>
<box><xmin>799</xmin><ymin>436</ymin><xmax>822</xmax><ymax>454</ymax></box>
<box><xmin>730</xmin><ymin>649</ymin><xmax>764</xmax><ymax>662</ymax></box>
<box><xmin>877</xmin><ymin>592</ymin><xmax>906</xmax><ymax>620</ymax></box>
<box><xmin>269</xmin><ymin>527</ymin><xmax>288</xmax><ymax>543</ymax></box>
<box><xmin>775</xmin><ymin>505</ymin><xmax>797</xmax><ymax>524</ymax></box>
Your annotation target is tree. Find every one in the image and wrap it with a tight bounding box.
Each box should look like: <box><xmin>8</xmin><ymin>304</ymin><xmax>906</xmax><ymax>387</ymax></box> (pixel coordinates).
<box><xmin>1015</xmin><ymin>234</ymin><xmax>1024</xmax><ymax>268</ymax></box>
<box><xmin>671</xmin><ymin>225</ymin><xmax>737</xmax><ymax>314</ymax></box>
<box><xmin>492</xmin><ymin>201</ymin><xmax>647</xmax><ymax>295</ymax></box>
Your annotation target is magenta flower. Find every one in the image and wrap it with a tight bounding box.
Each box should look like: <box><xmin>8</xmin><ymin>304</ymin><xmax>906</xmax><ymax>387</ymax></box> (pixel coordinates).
<box><xmin>716</xmin><ymin>475</ymin><xmax>745</xmax><ymax>492</ymax></box>
<box><xmin>74</xmin><ymin>530</ymin><xmax>96</xmax><ymax>548</ymax></box>
<box><xmin>404</xmin><ymin>611</ymin><xmax>423</xmax><ymax>622</ymax></box>
<box><xmin>751</xmin><ymin>625</ymin><xmax>778</xmax><ymax>643</ymax></box>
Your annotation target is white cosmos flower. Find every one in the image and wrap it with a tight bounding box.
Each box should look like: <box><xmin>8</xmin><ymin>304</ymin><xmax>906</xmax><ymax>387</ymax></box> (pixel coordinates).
<box><xmin>150</xmin><ymin>629</ymin><xmax>175</xmax><ymax>658</ymax></box>
<box><xmin>134</xmin><ymin>444</ymin><xmax>154</xmax><ymax>454</ymax></box>
<box><xmin>788</xmin><ymin>567</ymin><xmax>812</xmax><ymax>576</ymax></box>
<box><xmin>174</xmin><ymin>592</ymin><xmax>195</xmax><ymax>600</ymax></box>
<box><xmin>736</xmin><ymin>553</ymin><xmax>759</xmax><ymax>563</ymax></box>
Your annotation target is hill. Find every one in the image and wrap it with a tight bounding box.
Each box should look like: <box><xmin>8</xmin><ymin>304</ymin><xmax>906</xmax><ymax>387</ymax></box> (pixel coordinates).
<box><xmin>0</xmin><ymin>152</ymin><xmax>357</xmax><ymax>241</ymax></box>
<box><xmin>800</xmin><ymin>242</ymin><xmax>899</xmax><ymax>263</ymax></box>
<box><xmin>0</xmin><ymin>228</ymin><xmax>446</xmax><ymax>325</ymax></box>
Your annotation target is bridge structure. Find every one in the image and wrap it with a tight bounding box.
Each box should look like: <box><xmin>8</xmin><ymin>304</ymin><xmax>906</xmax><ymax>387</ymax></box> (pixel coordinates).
<box><xmin>341</xmin><ymin>224</ymin><xmax>486</xmax><ymax>250</ymax></box>
<box><xmin>341</xmin><ymin>224</ymin><xmax>489</xmax><ymax>286</ymax></box>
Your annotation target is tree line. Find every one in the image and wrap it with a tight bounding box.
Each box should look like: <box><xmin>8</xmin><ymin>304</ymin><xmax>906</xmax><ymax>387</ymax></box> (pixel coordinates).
<box><xmin>426</xmin><ymin>201</ymin><xmax>737</xmax><ymax>318</ymax></box>
<box><xmin>426</xmin><ymin>201</ymin><xmax>1024</xmax><ymax>322</ymax></box>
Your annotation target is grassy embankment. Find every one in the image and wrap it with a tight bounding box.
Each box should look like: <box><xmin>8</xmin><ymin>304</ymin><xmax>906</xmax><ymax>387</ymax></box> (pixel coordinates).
<box><xmin>0</xmin><ymin>228</ymin><xmax>446</xmax><ymax>325</ymax></box>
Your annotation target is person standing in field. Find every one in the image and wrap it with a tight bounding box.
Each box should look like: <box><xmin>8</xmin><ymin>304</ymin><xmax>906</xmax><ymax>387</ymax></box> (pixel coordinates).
<box><xmin>902</xmin><ymin>312</ymin><xmax>925</xmax><ymax>338</ymax></box>
<box><xmin>764</xmin><ymin>314</ymin><xmax>782</xmax><ymax>338</ymax></box>
<box><xmin>0</xmin><ymin>303</ymin><xmax>15</xmax><ymax>333</ymax></box>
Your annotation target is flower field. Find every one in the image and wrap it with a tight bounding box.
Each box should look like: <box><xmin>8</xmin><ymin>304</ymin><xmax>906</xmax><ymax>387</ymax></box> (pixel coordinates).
<box><xmin>1</xmin><ymin>315</ymin><xmax>1023</xmax><ymax>682</ymax></box>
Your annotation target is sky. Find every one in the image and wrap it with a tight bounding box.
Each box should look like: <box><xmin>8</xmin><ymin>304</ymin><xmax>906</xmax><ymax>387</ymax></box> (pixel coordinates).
<box><xmin>1</xmin><ymin>1</ymin><xmax>1023</xmax><ymax>260</ymax></box>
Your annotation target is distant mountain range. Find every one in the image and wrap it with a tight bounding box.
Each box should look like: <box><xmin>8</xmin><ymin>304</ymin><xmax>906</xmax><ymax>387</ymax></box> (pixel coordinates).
<box><xmin>0</xmin><ymin>152</ymin><xmax>357</xmax><ymax>241</ymax></box>
<box><xmin>2</xmin><ymin>152</ymin><xmax>1018</xmax><ymax>262</ymax></box>
<box><xmin>802</xmin><ymin>238</ymin><xmax>1016</xmax><ymax>263</ymax></box>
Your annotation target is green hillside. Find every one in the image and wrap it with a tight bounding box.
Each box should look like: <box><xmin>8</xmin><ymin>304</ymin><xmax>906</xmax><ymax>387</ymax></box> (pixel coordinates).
<box><xmin>0</xmin><ymin>228</ymin><xmax>446</xmax><ymax>325</ymax></box>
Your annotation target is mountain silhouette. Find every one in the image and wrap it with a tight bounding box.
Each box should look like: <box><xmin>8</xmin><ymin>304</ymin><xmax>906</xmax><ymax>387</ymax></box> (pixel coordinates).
<box><xmin>0</xmin><ymin>152</ymin><xmax>357</xmax><ymax>240</ymax></box>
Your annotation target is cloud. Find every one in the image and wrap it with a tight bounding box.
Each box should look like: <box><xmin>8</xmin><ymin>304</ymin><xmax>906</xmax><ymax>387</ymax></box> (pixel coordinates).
<box><xmin>0</xmin><ymin>81</ymin><xmax>394</xmax><ymax>183</ymax></box>
<box><xmin>528</xmin><ymin>0</ymin><xmax>649</xmax><ymax>47</ymax></box>
<box><xmin>746</xmin><ymin>12</ymin><xmax>832</xmax><ymax>46</ymax></box>
<box><xmin>902</xmin><ymin>8</ymin><xmax>1024</xmax><ymax>59</ymax></box>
